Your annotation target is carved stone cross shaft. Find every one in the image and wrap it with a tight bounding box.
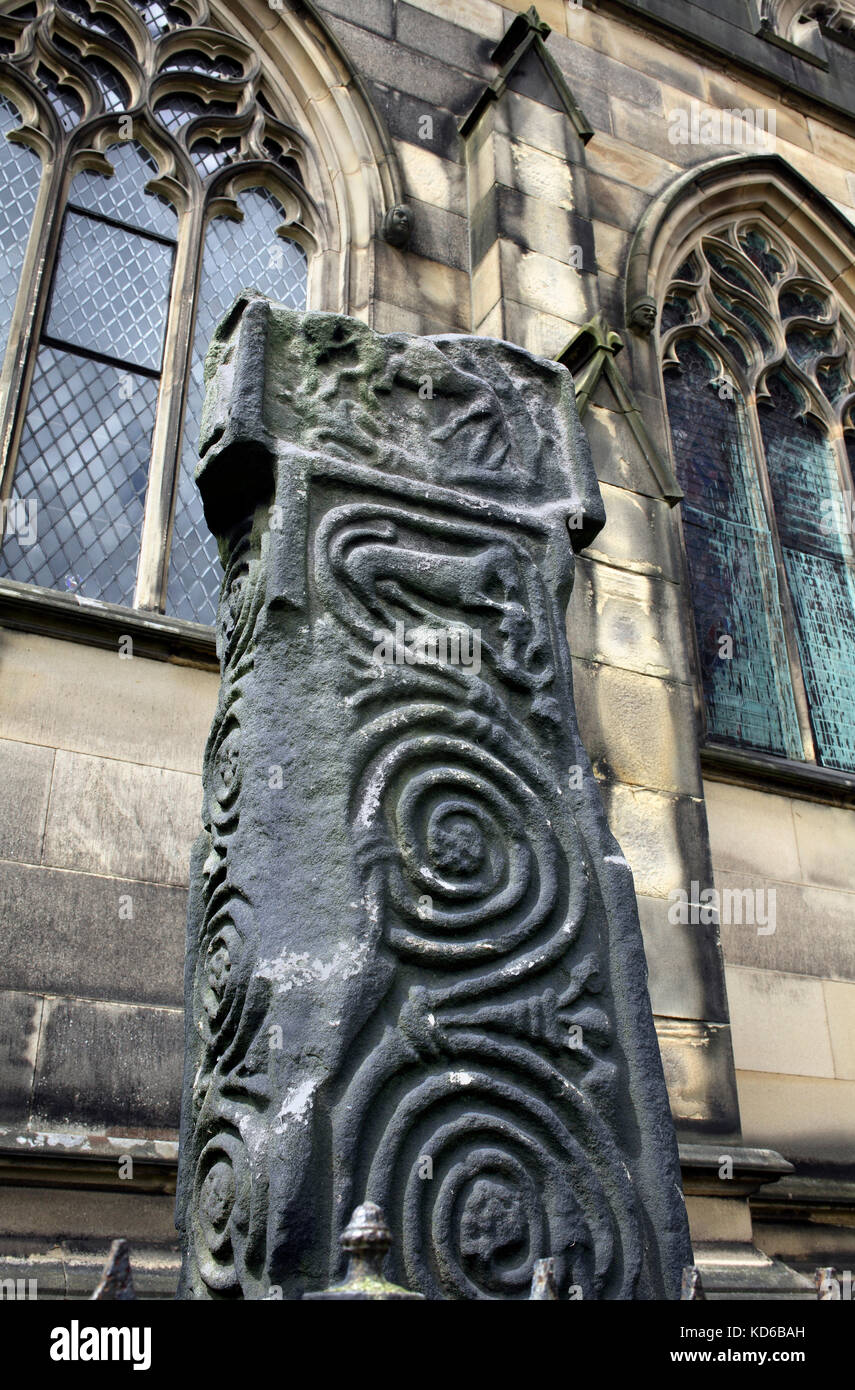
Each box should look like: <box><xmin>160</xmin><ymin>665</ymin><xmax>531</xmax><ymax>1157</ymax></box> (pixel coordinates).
<box><xmin>175</xmin><ymin>296</ymin><xmax>692</xmax><ymax>1300</ymax></box>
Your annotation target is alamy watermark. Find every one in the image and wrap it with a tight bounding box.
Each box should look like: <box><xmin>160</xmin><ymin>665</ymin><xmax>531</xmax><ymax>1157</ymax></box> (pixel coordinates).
<box><xmin>50</xmin><ymin>1321</ymin><xmax>151</xmax><ymax>1370</ymax></box>
<box><xmin>668</xmin><ymin>880</ymin><xmax>776</xmax><ymax>935</ymax></box>
<box><xmin>820</xmin><ymin>491</ymin><xmax>855</xmax><ymax>535</ymax></box>
<box><xmin>668</xmin><ymin>100</ymin><xmax>776</xmax><ymax>151</ymax></box>
<box><xmin>1</xmin><ymin>494</ymin><xmax>37</xmax><ymax>547</ymax></box>
<box><xmin>0</xmin><ymin>1277</ymin><xmax>37</xmax><ymax>1299</ymax></box>
<box><xmin>818</xmin><ymin>1270</ymin><xmax>854</xmax><ymax>1300</ymax></box>
<box><xmin>372</xmin><ymin>620</ymin><xmax>481</xmax><ymax>674</ymax></box>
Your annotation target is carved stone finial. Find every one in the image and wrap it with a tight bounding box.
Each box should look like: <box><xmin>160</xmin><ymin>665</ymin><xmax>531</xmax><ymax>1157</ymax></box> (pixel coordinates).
<box><xmin>303</xmin><ymin>1205</ymin><xmax>425</xmax><ymax>1300</ymax></box>
<box><xmin>90</xmin><ymin>1239</ymin><xmax>135</xmax><ymax>1300</ymax></box>
<box><xmin>382</xmin><ymin>203</ymin><xmax>414</xmax><ymax>249</ymax></box>
<box><xmin>628</xmin><ymin>295</ymin><xmax>658</xmax><ymax>336</ymax></box>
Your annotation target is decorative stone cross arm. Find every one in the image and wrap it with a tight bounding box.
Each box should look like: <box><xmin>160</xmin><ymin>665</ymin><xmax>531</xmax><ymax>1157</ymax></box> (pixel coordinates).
<box><xmin>174</xmin><ymin>295</ymin><xmax>693</xmax><ymax>1300</ymax></box>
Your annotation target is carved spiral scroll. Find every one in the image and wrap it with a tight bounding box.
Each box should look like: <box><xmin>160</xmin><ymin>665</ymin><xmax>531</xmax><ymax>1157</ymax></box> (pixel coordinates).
<box><xmin>353</xmin><ymin>711</ymin><xmax>587</xmax><ymax>967</ymax></box>
<box><xmin>363</xmin><ymin>1068</ymin><xmax>636</xmax><ymax>1301</ymax></box>
<box><xmin>192</xmin><ymin>1131</ymin><xmax>254</xmax><ymax>1295</ymax></box>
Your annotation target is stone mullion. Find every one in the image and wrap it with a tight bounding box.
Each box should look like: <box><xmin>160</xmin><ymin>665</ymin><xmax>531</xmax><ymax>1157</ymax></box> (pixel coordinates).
<box><xmin>744</xmin><ymin>390</ymin><xmax>819</xmax><ymax>762</ymax></box>
<box><xmin>825</xmin><ymin>420</ymin><xmax>855</xmax><ymax>564</ymax></box>
<box><xmin>0</xmin><ymin>135</ymin><xmax>65</xmax><ymax>505</ymax></box>
<box><xmin>134</xmin><ymin>194</ymin><xmax>203</xmax><ymax>612</ymax></box>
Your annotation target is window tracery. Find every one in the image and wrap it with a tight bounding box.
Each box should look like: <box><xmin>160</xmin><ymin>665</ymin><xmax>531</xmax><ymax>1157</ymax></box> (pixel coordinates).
<box><xmin>0</xmin><ymin>0</ymin><xmax>317</xmax><ymax>622</ymax></box>
<box><xmin>661</xmin><ymin>218</ymin><xmax>855</xmax><ymax>770</ymax></box>
<box><xmin>763</xmin><ymin>0</ymin><xmax>855</xmax><ymax>48</ymax></box>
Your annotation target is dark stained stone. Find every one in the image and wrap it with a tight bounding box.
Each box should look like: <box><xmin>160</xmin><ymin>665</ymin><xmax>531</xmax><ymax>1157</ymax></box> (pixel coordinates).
<box><xmin>0</xmin><ymin>989</ymin><xmax>42</xmax><ymax>1126</ymax></box>
<box><xmin>0</xmin><ymin>861</ymin><xmax>186</xmax><ymax>1007</ymax></box>
<box><xmin>396</xmin><ymin>2</ymin><xmax>494</xmax><ymax>75</ymax></box>
<box><xmin>175</xmin><ymin>296</ymin><xmax>693</xmax><ymax>1300</ymax></box>
<box><xmin>32</xmin><ymin>998</ymin><xmax>182</xmax><ymax>1134</ymax></box>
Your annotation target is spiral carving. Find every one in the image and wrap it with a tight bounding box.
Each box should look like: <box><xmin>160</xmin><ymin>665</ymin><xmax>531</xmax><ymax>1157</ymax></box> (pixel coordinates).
<box><xmin>353</xmin><ymin>714</ymin><xmax>587</xmax><ymax>967</ymax></box>
<box><xmin>323</xmin><ymin>497</ymin><xmax>645</xmax><ymax>1297</ymax></box>
<box><xmin>192</xmin><ymin>1129</ymin><xmax>265</xmax><ymax>1296</ymax></box>
<box><xmin>361</xmin><ymin>1067</ymin><xmax>637</xmax><ymax>1300</ymax></box>
<box><xmin>195</xmin><ymin>910</ymin><xmax>246</xmax><ymax>1051</ymax></box>
<box><xmin>184</xmin><ymin>521</ymin><xmax>277</xmax><ymax>1298</ymax></box>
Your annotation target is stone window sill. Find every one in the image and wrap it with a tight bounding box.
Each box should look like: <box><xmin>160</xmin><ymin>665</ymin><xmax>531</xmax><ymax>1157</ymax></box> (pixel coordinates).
<box><xmin>757</xmin><ymin>26</ymin><xmax>829</xmax><ymax>69</ymax></box>
<box><xmin>701</xmin><ymin>741</ymin><xmax>855</xmax><ymax>806</ymax></box>
<box><xmin>0</xmin><ymin>577</ymin><xmax>218</xmax><ymax>670</ymax></box>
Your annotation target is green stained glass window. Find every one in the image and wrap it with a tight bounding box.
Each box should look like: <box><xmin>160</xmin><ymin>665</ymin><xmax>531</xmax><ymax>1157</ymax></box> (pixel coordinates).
<box><xmin>665</xmin><ymin>343</ymin><xmax>802</xmax><ymax>757</ymax></box>
<box><xmin>758</xmin><ymin>375</ymin><xmax>855</xmax><ymax>770</ymax></box>
<box><xmin>661</xmin><ymin>222</ymin><xmax>855</xmax><ymax>772</ymax></box>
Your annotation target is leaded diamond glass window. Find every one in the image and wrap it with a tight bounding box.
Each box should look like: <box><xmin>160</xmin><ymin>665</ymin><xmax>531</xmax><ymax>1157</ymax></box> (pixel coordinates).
<box><xmin>167</xmin><ymin>189</ymin><xmax>307</xmax><ymax>624</ymax></box>
<box><xmin>0</xmin><ymin>0</ymin><xmax>313</xmax><ymax>621</ymax></box>
<box><xmin>1</xmin><ymin>346</ymin><xmax>158</xmax><ymax>603</ymax></box>
<box><xmin>0</xmin><ymin>94</ymin><xmax>41</xmax><ymax>361</ymax></box>
<box><xmin>46</xmin><ymin>208</ymin><xmax>174</xmax><ymax>370</ymax></box>
<box><xmin>2</xmin><ymin>139</ymin><xmax>175</xmax><ymax>599</ymax></box>
<box><xmin>661</xmin><ymin>219</ymin><xmax>855</xmax><ymax>771</ymax></box>
<box><xmin>68</xmin><ymin>143</ymin><xmax>178</xmax><ymax>238</ymax></box>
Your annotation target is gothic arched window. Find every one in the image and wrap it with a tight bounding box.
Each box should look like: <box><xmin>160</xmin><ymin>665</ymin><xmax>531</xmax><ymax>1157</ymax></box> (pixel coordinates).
<box><xmin>762</xmin><ymin>0</ymin><xmax>855</xmax><ymax>50</ymax></box>
<box><xmin>797</xmin><ymin>1</ymin><xmax>855</xmax><ymax>35</ymax></box>
<box><xmin>0</xmin><ymin>0</ymin><xmax>315</xmax><ymax>625</ymax></box>
<box><xmin>661</xmin><ymin>219</ymin><xmax>855</xmax><ymax>772</ymax></box>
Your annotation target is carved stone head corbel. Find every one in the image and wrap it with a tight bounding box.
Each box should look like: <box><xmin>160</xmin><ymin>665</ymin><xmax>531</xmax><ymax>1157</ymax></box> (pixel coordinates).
<box><xmin>628</xmin><ymin>296</ymin><xmax>658</xmax><ymax>337</ymax></box>
<box><xmin>382</xmin><ymin>203</ymin><xmax>414</xmax><ymax>249</ymax></box>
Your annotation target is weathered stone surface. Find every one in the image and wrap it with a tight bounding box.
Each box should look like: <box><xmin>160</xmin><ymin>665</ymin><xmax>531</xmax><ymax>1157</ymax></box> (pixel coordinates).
<box><xmin>717</xmin><ymin>872</ymin><xmax>855</xmax><ymax>983</ymax></box>
<box><xmin>0</xmin><ymin>738</ymin><xmax>53</xmax><ymax>863</ymax></box>
<box><xmin>726</xmin><ymin>965</ymin><xmax>836</xmax><ymax>1080</ymax></box>
<box><xmin>175</xmin><ymin>296</ymin><xmax>692</xmax><ymax>1300</ymax></box>
<box><xmin>0</xmin><ymin>861</ymin><xmax>186</xmax><ymax>1007</ymax></box>
<box><xmin>568</xmin><ymin>565</ymin><xmax>692</xmax><ymax>686</ymax></box>
<box><xmin>394</xmin><ymin>139</ymin><xmax>467</xmax><ymax>216</ymax></box>
<box><xmin>655</xmin><ymin>1019</ymin><xmax>741</xmax><ymax>1140</ymax></box>
<box><xmin>41</xmin><ymin>750</ymin><xmax>201</xmax><ymax>887</ymax></box>
<box><xmin>32</xmin><ymin>998</ymin><xmax>182</xmax><ymax>1134</ymax></box>
<box><xmin>737</xmin><ymin>1072</ymin><xmax>855</xmax><ymax>1165</ymax></box>
<box><xmin>705</xmin><ymin>780</ymin><xmax>802</xmax><ymax>883</ymax></box>
<box><xmin>0</xmin><ymin>1188</ymin><xmax>180</xmax><ymax>1299</ymax></box>
<box><xmin>572</xmin><ymin>658</ymin><xmax>702</xmax><ymax>796</ymax></box>
<box><xmin>790</xmin><ymin>799</ymin><xmax>855</xmax><ymax>892</ymax></box>
<box><xmin>824</xmin><ymin>981</ymin><xmax>855</xmax><ymax>1081</ymax></box>
<box><xmin>0</xmin><ymin>629</ymin><xmax>217</xmax><ymax>775</ymax></box>
<box><xmin>0</xmin><ymin>989</ymin><xmax>42</xmax><ymax>1126</ymax></box>
<box><xmin>396</xmin><ymin>1</ymin><xmax>495</xmax><ymax>73</ymax></box>
<box><xmin>635</xmin><ymin>896</ymin><xmax>728</xmax><ymax>1023</ymax></box>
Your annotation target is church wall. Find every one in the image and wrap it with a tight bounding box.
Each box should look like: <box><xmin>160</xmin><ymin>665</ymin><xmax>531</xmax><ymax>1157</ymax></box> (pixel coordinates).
<box><xmin>2</xmin><ymin>0</ymin><xmax>855</xmax><ymax>1292</ymax></box>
